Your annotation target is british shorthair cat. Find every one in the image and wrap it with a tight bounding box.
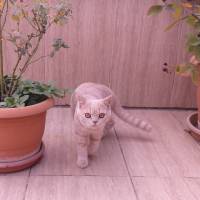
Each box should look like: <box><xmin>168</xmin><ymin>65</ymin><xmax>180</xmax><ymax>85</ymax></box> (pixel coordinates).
<box><xmin>70</xmin><ymin>82</ymin><xmax>152</xmax><ymax>168</ymax></box>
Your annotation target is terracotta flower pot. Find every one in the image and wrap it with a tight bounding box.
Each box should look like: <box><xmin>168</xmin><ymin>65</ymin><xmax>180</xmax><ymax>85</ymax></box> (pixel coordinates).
<box><xmin>0</xmin><ymin>98</ymin><xmax>54</xmax><ymax>173</ymax></box>
<box><xmin>186</xmin><ymin>112</ymin><xmax>200</xmax><ymax>141</ymax></box>
<box><xmin>186</xmin><ymin>86</ymin><xmax>200</xmax><ymax>141</ymax></box>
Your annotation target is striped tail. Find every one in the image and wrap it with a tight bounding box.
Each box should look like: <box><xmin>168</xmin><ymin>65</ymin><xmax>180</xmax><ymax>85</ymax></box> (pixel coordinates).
<box><xmin>113</xmin><ymin>99</ymin><xmax>152</xmax><ymax>132</ymax></box>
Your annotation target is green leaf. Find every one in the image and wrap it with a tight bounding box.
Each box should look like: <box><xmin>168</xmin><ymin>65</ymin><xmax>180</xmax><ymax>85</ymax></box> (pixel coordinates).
<box><xmin>19</xmin><ymin>95</ymin><xmax>29</xmax><ymax>103</ymax></box>
<box><xmin>191</xmin><ymin>41</ymin><xmax>200</xmax><ymax>46</ymax></box>
<box><xmin>170</xmin><ymin>3</ymin><xmax>183</xmax><ymax>20</ymax></box>
<box><xmin>53</xmin><ymin>89</ymin><xmax>65</xmax><ymax>97</ymax></box>
<box><xmin>0</xmin><ymin>78</ymin><xmax>70</xmax><ymax>107</ymax></box>
<box><xmin>64</xmin><ymin>88</ymin><xmax>74</xmax><ymax>94</ymax></box>
<box><xmin>176</xmin><ymin>63</ymin><xmax>200</xmax><ymax>85</ymax></box>
<box><xmin>147</xmin><ymin>5</ymin><xmax>163</xmax><ymax>16</ymax></box>
<box><xmin>0</xmin><ymin>102</ymin><xmax>6</xmax><ymax>107</ymax></box>
<box><xmin>4</xmin><ymin>97</ymin><xmax>16</xmax><ymax>108</ymax></box>
<box><xmin>186</xmin><ymin>34</ymin><xmax>200</xmax><ymax>58</ymax></box>
<box><xmin>186</xmin><ymin>15</ymin><xmax>200</xmax><ymax>28</ymax></box>
<box><xmin>176</xmin><ymin>64</ymin><xmax>192</xmax><ymax>76</ymax></box>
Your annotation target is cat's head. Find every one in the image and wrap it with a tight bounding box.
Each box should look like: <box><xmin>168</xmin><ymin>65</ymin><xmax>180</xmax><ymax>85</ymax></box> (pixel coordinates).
<box><xmin>75</xmin><ymin>95</ymin><xmax>112</xmax><ymax>129</ymax></box>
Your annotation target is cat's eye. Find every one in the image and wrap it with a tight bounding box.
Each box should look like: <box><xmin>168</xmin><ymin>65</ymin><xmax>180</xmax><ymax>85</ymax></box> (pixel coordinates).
<box><xmin>99</xmin><ymin>113</ymin><xmax>105</xmax><ymax>118</ymax></box>
<box><xmin>85</xmin><ymin>113</ymin><xmax>91</xmax><ymax>118</ymax></box>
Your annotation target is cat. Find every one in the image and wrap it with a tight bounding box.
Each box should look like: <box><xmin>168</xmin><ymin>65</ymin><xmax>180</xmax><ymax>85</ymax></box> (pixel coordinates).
<box><xmin>70</xmin><ymin>82</ymin><xmax>152</xmax><ymax>168</ymax></box>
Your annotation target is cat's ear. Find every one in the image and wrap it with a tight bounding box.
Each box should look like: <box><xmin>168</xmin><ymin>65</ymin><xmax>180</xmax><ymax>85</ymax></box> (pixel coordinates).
<box><xmin>103</xmin><ymin>95</ymin><xmax>112</xmax><ymax>106</ymax></box>
<box><xmin>76</xmin><ymin>95</ymin><xmax>86</xmax><ymax>108</ymax></box>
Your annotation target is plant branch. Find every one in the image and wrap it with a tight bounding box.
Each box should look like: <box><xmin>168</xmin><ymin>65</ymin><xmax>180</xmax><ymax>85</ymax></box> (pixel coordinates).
<box><xmin>1</xmin><ymin>0</ymin><xmax>8</xmax><ymax>30</ymax></box>
<box><xmin>46</xmin><ymin>19</ymin><xmax>54</xmax><ymax>30</ymax></box>
<box><xmin>19</xmin><ymin>34</ymin><xmax>43</xmax><ymax>77</ymax></box>
<box><xmin>8</xmin><ymin>54</ymin><xmax>22</xmax><ymax>95</ymax></box>
<box><xmin>28</xmin><ymin>54</ymin><xmax>49</xmax><ymax>66</ymax></box>
<box><xmin>8</xmin><ymin>33</ymin><xmax>35</xmax><ymax>95</ymax></box>
<box><xmin>164</xmin><ymin>15</ymin><xmax>189</xmax><ymax>31</ymax></box>
<box><xmin>1</xmin><ymin>0</ymin><xmax>7</xmax><ymax>14</ymax></box>
<box><xmin>0</xmin><ymin>0</ymin><xmax>9</xmax><ymax>100</ymax></box>
<box><xmin>32</xmin><ymin>10</ymin><xmax>41</xmax><ymax>32</ymax></box>
<box><xmin>0</xmin><ymin>1</ymin><xmax>72</xmax><ymax>100</ymax></box>
<box><xmin>21</xmin><ymin>9</ymin><xmax>38</xmax><ymax>31</ymax></box>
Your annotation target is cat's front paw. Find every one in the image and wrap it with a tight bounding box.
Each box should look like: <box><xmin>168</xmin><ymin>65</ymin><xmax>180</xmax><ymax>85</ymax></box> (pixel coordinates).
<box><xmin>77</xmin><ymin>157</ymin><xmax>88</xmax><ymax>169</ymax></box>
<box><xmin>145</xmin><ymin>124</ymin><xmax>152</xmax><ymax>132</ymax></box>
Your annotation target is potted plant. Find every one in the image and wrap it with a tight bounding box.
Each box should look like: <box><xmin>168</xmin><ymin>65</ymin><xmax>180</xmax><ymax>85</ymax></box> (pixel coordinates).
<box><xmin>0</xmin><ymin>0</ymin><xmax>72</xmax><ymax>172</ymax></box>
<box><xmin>148</xmin><ymin>0</ymin><xmax>200</xmax><ymax>140</ymax></box>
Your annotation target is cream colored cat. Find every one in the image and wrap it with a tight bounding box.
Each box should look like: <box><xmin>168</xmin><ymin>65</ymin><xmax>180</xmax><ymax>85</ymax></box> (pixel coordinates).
<box><xmin>70</xmin><ymin>82</ymin><xmax>152</xmax><ymax>168</ymax></box>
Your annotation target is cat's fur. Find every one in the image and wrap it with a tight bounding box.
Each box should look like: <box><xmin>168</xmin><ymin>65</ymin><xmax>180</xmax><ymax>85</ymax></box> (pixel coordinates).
<box><xmin>70</xmin><ymin>82</ymin><xmax>152</xmax><ymax>168</ymax></box>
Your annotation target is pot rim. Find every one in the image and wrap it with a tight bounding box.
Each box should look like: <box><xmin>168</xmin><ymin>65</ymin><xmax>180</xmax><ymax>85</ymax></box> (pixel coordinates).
<box><xmin>0</xmin><ymin>98</ymin><xmax>54</xmax><ymax>118</ymax></box>
<box><xmin>186</xmin><ymin>112</ymin><xmax>200</xmax><ymax>134</ymax></box>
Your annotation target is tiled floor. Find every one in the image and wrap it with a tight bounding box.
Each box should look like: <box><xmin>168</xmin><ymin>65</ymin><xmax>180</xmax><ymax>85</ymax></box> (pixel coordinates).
<box><xmin>1</xmin><ymin>107</ymin><xmax>200</xmax><ymax>200</ymax></box>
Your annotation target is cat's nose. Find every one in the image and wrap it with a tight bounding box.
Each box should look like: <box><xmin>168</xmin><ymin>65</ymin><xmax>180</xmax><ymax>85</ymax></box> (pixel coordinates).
<box><xmin>93</xmin><ymin>120</ymin><xmax>98</xmax><ymax>124</ymax></box>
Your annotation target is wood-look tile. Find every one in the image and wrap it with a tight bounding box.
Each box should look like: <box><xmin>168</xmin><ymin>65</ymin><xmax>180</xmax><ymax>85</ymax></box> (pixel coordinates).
<box><xmin>1</xmin><ymin>108</ymin><xmax>199</xmax><ymax>200</ymax></box>
<box><xmin>31</xmin><ymin>108</ymin><xmax>128</xmax><ymax>176</ymax></box>
<box><xmin>169</xmin><ymin>110</ymin><xmax>197</xmax><ymax>139</ymax></box>
<box><xmin>170</xmin><ymin>110</ymin><xmax>194</xmax><ymax>127</ymax></box>
<box><xmin>132</xmin><ymin>177</ymin><xmax>197</xmax><ymax>200</ymax></box>
<box><xmin>0</xmin><ymin>168</ymin><xmax>30</xmax><ymax>176</ymax></box>
<box><xmin>115</xmin><ymin>109</ymin><xmax>180</xmax><ymax>177</ymax></box>
<box><xmin>115</xmin><ymin>109</ymin><xmax>200</xmax><ymax>177</ymax></box>
<box><xmin>3</xmin><ymin>169</ymin><xmax>30</xmax><ymax>176</ymax></box>
<box><xmin>184</xmin><ymin>178</ymin><xmax>200</xmax><ymax>199</ymax></box>
<box><xmin>26</xmin><ymin>176</ymin><xmax>137</xmax><ymax>200</ymax></box>
<box><xmin>0</xmin><ymin>176</ymin><xmax>28</xmax><ymax>200</ymax></box>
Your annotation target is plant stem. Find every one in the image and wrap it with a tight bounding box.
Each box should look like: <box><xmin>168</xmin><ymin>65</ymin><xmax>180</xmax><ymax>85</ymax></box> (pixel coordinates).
<box><xmin>8</xmin><ymin>33</ymin><xmax>36</xmax><ymax>95</ymax></box>
<box><xmin>8</xmin><ymin>55</ymin><xmax>22</xmax><ymax>96</ymax></box>
<box><xmin>28</xmin><ymin>54</ymin><xmax>49</xmax><ymax>66</ymax></box>
<box><xmin>2</xmin><ymin>0</ymin><xmax>8</xmax><ymax>30</ymax></box>
<box><xmin>21</xmin><ymin>9</ymin><xmax>38</xmax><ymax>31</ymax></box>
<box><xmin>9</xmin><ymin>34</ymin><xmax>43</xmax><ymax>95</ymax></box>
<box><xmin>19</xmin><ymin>34</ymin><xmax>43</xmax><ymax>76</ymax></box>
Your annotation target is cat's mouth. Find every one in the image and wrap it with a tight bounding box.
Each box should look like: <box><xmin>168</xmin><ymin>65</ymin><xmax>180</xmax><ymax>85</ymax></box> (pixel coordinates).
<box><xmin>91</xmin><ymin>124</ymin><xmax>100</xmax><ymax>128</ymax></box>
